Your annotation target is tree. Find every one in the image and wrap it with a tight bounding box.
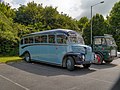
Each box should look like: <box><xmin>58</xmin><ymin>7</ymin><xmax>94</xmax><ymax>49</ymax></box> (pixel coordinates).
<box><xmin>82</xmin><ymin>22</ymin><xmax>91</xmax><ymax>45</ymax></box>
<box><xmin>108</xmin><ymin>1</ymin><xmax>120</xmax><ymax>51</ymax></box>
<box><xmin>92</xmin><ymin>14</ymin><xmax>108</xmax><ymax>36</ymax></box>
<box><xmin>0</xmin><ymin>3</ymin><xmax>29</xmax><ymax>55</ymax></box>
<box><xmin>0</xmin><ymin>11</ymin><xmax>18</xmax><ymax>55</ymax></box>
<box><xmin>56</xmin><ymin>14</ymin><xmax>79</xmax><ymax>31</ymax></box>
<box><xmin>83</xmin><ymin>14</ymin><xmax>108</xmax><ymax>45</ymax></box>
<box><xmin>41</xmin><ymin>6</ymin><xmax>59</xmax><ymax>29</ymax></box>
<box><xmin>77</xmin><ymin>17</ymin><xmax>89</xmax><ymax>33</ymax></box>
<box><xmin>0</xmin><ymin>2</ymin><xmax>15</xmax><ymax>20</ymax></box>
<box><xmin>14</xmin><ymin>1</ymin><xmax>43</xmax><ymax>25</ymax></box>
<box><xmin>14</xmin><ymin>2</ymin><xmax>79</xmax><ymax>31</ymax></box>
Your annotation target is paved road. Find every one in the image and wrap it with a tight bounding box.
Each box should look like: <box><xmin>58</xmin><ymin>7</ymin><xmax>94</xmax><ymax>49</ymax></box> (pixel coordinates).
<box><xmin>0</xmin><ymin>58</ymin><xmax>120</xmax><ymax>90</ymax></box>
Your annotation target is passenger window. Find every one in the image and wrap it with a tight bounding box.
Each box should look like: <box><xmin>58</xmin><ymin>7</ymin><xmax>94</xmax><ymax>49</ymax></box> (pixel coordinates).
<box><xmin>35</xmin><ymin>36</ymin><xmax>41</xmax><ymax>43</ymax></box>
<box><xmin>24</xmin><ymin>38</ymin><xmax>29</xmax><ymax>44</ymax></box>
<box><xmin>94</xmin><ymin>38</ymin><xmax>101</xmax><ymax>45</ymax></box>
<box><xmin>57</xmin><ymin>35</ymin><xmax>67</xmax><ymax>44</ymax></box>
<box><xmin>29</xmin><ymin>37</ymin><xmax>33</xmax><ymax>43</ymax></box>
<box><xmin>41</xmin><ymin>35</ymin><xmax>47</xmax><ymax>43</ymax></box>
<box><xmin>21</xmin><ymin>39</ymin><xmax>23</xmax><ymax>45</ymax></box>
<box><xmin>94</xmin><ymin>38</ymin><xmax>106</xmax><ymax>45</ymax></box>
<box><xmin>101</xmin><ymin>38</ymin><xmax>106</xmax><ymax>45</ymax></box>
<box><xmin>48</xmin><ymin>35</ymin><xmax>55</xmax><ymax>43</ymax></box>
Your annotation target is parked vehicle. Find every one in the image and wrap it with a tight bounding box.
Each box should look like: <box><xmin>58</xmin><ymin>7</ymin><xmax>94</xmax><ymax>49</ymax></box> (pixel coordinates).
<box><xmin>19</xmin><ymin>29</ymin><xmax>94</xmax><ymax>70</ymax></box>
<box><xmin>117</xmin><ymin>52</ymin><xmax>120</xmax><ymax>58</ymax></box>
<box><xmin>93</xmin><ymin>34</ymin><xmax>117</xmax><ymax>64</ymax></box>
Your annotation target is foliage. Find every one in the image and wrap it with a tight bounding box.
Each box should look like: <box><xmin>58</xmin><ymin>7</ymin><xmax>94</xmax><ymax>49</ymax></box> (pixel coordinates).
<box><xmin>0</xmin><ymin>2</ymin><xmax>15</xmax><ymax>20</ymax></box>
<box><xmin>82</xmin><ymin>22</ymin><xmax>91</xmax><ymax>45</ymax></box>
<box><xmin>14</xmin><ymin>1</ymin><xmax>79</xmax><ymax>31</ymax></box>
<box><xmin>83</xmin><ymin>14</ymin><xmax>108</xmax><ymax>45</ymax></box>
<box><xmin>108</xmin><ymin>1</ymin><xmax>120</xmax><ymax>51</ymax></box>
<box><xmin>14</xmin><ymin>2</ymin><xmax>43</xmax><ymax>25</ymax></box>
<box><xmin>0</xmin><ymin>11</ymin><xmax>18</xmax><ymax>55</ymax></box>
<box><xmin>0</xmin><ymin>3</ymin><xmax>29</xmax><ymax>55</ymax></box>
<box><xmin>77</xmin><ymin>17</ymin><xmax>89</xmax><ymax>33</ymax></box>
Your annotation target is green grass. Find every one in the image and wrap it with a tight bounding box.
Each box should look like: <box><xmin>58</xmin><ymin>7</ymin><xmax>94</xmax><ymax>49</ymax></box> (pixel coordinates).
<box><xmin>0</xmin><ymin>56</ymin><xmax>22</xmax><ymax>63</ymax></box>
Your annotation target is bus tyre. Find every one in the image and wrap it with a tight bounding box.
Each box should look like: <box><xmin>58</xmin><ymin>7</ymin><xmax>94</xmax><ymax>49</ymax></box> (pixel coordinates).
<box><xmin>66</xmin><ymin>57</ymin><xmax>75</xmax><ymax>71</ymax></box>
<box><xmin>24</xmin><ymin>52</ymin><xmax>31</xmax><ymax>63</ymax></box>
<box><xmin>95</xmin><ymin>54</ymin><xmax>103</xmax><ymax>64</ymax></box>
<box><xmin>83</xmin><ymin>64</ymin><xmax>91</xmax><ymax>68</ymax></box>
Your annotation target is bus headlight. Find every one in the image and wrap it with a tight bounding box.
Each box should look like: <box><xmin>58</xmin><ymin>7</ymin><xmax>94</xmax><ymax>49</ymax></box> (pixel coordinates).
<box><xmin>82</xmin><ymin>55</ymin><xmax>85</xmax><ymax>61</ymax></box>
<box><xmin>78</xmin><ymin>54</ymin><xmax>85</xmax><ymax>61</ymax></box>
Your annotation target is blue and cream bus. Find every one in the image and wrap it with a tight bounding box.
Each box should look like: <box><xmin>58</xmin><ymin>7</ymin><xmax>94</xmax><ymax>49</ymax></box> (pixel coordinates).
<box><xmin>19</xmin><ymin>29</ymin><xmax>94</xmax><ymax>70</ymax></box>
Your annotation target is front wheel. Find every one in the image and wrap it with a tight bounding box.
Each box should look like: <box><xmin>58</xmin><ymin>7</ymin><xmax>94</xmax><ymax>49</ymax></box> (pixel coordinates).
<box><xmin>24</xmin><ymin>52</ymin><xmax>31</xmax><ymax>63</ymax></box>
<box><xmin>83</xmin><ymin>64</ymin><xmax>91</xmax><ymax>68</ymax></box>
<box><xmin>66</xmin><ymin>57</ymin><xmax>75</xmax><ymax>71</ymax></box>
<box><xmin>94</xmin><ymin>54</ymin><xmax>103</xmax><ymax>64</ymax></box>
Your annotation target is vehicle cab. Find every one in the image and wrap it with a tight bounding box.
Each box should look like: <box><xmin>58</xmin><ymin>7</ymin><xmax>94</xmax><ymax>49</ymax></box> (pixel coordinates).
<box><xmin>61</xmin><ymin>30</ymin><xmax>94</xmax><ymax>70</ymax></box>
<box><xmin>93</xmin><ymin>34</ymin><xmax>117</xmax><ymax>64</ymax></box>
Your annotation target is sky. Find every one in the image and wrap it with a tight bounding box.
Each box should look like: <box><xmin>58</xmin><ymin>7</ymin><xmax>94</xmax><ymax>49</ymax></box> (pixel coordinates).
<box><xmin>2</xmin><ymin>0</ymin><xmax>120</xmax><ymax>20</ymax></box>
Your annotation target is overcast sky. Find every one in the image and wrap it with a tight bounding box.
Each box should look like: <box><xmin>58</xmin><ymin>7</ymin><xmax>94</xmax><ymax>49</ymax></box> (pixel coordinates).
<box><xmin>3</xmin><ymin>0</ymin><xmax>119</xmax><ymax>20</ymax></box>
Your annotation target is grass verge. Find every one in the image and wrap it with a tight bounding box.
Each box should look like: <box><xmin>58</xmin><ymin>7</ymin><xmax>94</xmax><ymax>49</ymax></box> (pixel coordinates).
<box><xmin>0</xmin><ymin>56</ymin><xmax>22</xmax><ymax>63</ymax></box>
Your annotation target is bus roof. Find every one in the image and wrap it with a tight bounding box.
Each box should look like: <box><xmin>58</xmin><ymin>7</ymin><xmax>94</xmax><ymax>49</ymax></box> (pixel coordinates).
<box><xmin>94</xmin><ymin>35</ymin><xmax>113</xmax><ymax>38</ymax></box>
<box><xmin>22</xmin><ymin>29</ymin><xmax>77</xmax><ymax>37</ymax></box>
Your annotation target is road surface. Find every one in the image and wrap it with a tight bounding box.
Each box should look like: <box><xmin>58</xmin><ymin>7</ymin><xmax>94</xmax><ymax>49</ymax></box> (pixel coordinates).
<box><xmin>0</xmin><ymin>58</ymin><xmax>120</xmax><ymax>90</ymax></box>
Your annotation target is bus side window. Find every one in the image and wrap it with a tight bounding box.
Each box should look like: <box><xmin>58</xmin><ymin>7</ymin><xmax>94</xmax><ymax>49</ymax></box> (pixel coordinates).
<box><xmin>48</xmin><ymin>35</ymin><xmax>55</xmax><ymax>43</ymax></box>
<box><xmin>35</xmin><ymin>36</ymin><xmax>41</xmax><ymax>43</ymax></box>
<box><xmin>21</xmin><ymin>39</ymin><xmax>23</xmax><ymax>45</ymax></box>
<box><xmin>57</xmin><ymin>35</ymin><xmax>67</xmax><ymax>44</ymax></box>
<box><xmin>24</xmin><ymin>38</ymin><xmax>29</xmax><ymax>44</ymax></box>
<box><xmin>41</xmin><ymin>35</ymin><xmax>47</xmax><ymax>43</ymax></box>
<box><xmin>29</xmin><ymin>37</ymin><xmax>33</xmax><ymax>43</ymax></box>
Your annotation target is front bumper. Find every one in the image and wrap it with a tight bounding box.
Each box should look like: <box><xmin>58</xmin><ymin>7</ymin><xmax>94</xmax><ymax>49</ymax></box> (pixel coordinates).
<box><xmin>75</xmin><ymin>61</ymin><xmax>92</xmax><ymax>65</ymax></box>
<box><xmin>107</xmin><ymin>56</ymin><xmax>118</xmax><ymax>61</ymax></box>
<box><xmin>74</xmin><ymin>53</ymin><xmax>94</xmax><ymax>65</ymax></box>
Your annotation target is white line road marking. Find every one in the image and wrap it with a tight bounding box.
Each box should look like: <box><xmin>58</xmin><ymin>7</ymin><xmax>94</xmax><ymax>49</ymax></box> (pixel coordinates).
<box><xmin>0</xmin><ymin>75</ymin><xmax>30</xmax><ymax>90</ymax></box>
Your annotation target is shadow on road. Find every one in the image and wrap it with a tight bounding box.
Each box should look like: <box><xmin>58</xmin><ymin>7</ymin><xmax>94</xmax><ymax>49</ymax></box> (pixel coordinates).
<box><xmin>7</xmin><ymin>61</ymin><xmax>96</xmax><ymax>77</ymax></box>
<box><xmin>91</xmin><ymin>63</ymin><xmax>117</xmax><ymax>69</ymax></box>
<box><xmin>111</xmin><ymin>76</ymin><xmax>120</xmax><ymax>90</ymax></box>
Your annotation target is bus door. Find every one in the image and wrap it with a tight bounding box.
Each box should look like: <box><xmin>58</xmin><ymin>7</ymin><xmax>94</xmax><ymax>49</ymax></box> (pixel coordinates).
<box><xmin>55</xmin><ymin>34</ymin><xmax>68</xmax><ymax>64</ymax></box>
<box><xmin>47</xmin><ymin>34</ymin><xmax>58</xmax><ymax>63</ymax></box>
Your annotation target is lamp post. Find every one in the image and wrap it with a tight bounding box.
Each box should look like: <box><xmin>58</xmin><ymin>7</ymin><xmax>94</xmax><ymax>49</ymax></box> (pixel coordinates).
<box><xmin>91</xmin><ymin>1</ymin><xmax>104</xmax><ymax>45</ymax></box>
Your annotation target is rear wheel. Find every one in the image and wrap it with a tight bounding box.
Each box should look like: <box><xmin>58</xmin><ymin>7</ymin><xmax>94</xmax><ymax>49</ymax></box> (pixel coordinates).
<box><xmin>24</xmin><ymin>52</ymin><xmax>31</xmax><ymax>63</ymax></box>
<box><xmin>66</xmin><ymin>57</ymin><xmax>75</xmax><ymax>71</ymax></box>
<box><xmin>83</xmin><ymin>64</ymin><xmax>91</xmax><ymax>68</ymax></box>
<box><xmin>95</xmin><ymin>53</ymin><xmax>103</xmax><ymax>64</ymax></box>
